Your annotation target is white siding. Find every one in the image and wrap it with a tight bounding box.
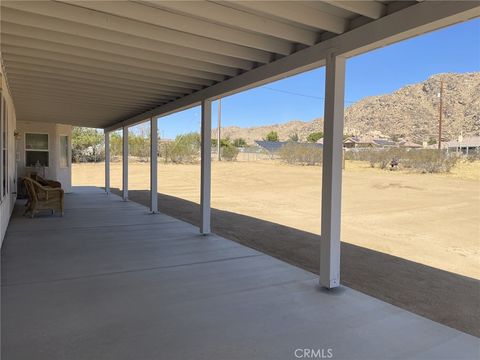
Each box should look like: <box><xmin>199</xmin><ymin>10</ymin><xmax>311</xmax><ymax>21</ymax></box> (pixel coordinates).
<box><xmin>17</xmin><ymin>121</ymin><xmax>72</xmax><ymax>193</ymax></box>
<box><xmin>0</xmin><ymin>67</ymin><xmax>18</xmax><ymax>245</ymax></box>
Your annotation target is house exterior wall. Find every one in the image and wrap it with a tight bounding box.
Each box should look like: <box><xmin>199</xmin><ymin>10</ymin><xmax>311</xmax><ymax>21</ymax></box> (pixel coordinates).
<box><xmin>0</xmin><ymin>68</ymin><xmax>18</xmax><ymax>245</ymax></box>
<box><xmin>17</xmin><ymin>121</ymin><xmax>72</xmax><ymax>193</ymax></box>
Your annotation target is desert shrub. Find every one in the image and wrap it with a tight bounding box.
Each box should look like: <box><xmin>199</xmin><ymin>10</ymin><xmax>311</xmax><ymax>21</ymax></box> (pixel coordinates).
<box><xmin>279</xmin><ymin>142</ymin><xmax>323</xmax><ymax>165</ymax></box>
<box><xmin>401</xmin><ymin>149</ymin><xmax>457</xmax><ymax>173</ymax></box>
<box><xmin>128</xmin><ymin>130</ymin><xmax>150</xmax><ymax>162</ymax></box>
<box><xmin>167</xmin><ymin>132</ymin><xmax>201</xmax><ymax>164</ymax></box>
<box><xmin>368</xmin><ymin>148</ymin><xmax>406</xmax><ymax>169</ymax></box>
<box><xmin>350</xmin><ymin>148</ymin><xmax>458</xmax><ymax>173</ymax></box>
<box><xmin>307</xmin><ymin>131</ymin><xmax>323</xmax><ymax>143</ymax></box>
<box><xmin>465</xmin><ymin>152</ymin><xmax>480</xmax><ymax>162</ymax></box>
<box><xmin>288</xmin><ymin>133</ymin><xmax>299</xmax><ymax>142</ymax></box>
<box><xmin>232</xmin><ymin>138</ymin><xmax>247</xmax><ymax>147</ymax></box>
<box><xmin>221</xmin><ymin>144</ymin><xmax>239</xmax><ymax>161</ymax></box>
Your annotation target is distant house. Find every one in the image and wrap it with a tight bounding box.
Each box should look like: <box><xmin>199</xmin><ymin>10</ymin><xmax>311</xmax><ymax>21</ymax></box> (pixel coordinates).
<box><xmin>399</xmin><ymin>140</ymin><xmax>422</xmax><ymax>149</ymax></box>
<box><xmin>445</xmin><ymin>136</ymin><xmax>480</xmax><ymax>155</ymax></box>
<box><xmin>372</xmin><ymin>139</ymin><xmax>397</xmax><ymax>148</ymax></box>
<box><xmin>343</xmin><ymin>136</ymin><xmax>374</xmax><ymax>148</ymax></box>
<box><xmin>343</xmin><ymin>136</ymin><xmax>398</xmax><ymax>149</ymax></box>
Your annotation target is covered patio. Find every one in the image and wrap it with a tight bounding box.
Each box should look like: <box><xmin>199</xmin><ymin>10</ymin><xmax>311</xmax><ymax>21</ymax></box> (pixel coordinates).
<box><xmin>2</xmin><ymin>187</ymin><xmax>479</xmax><ymax>359</ymax></box>
<box><xmin>1</xmin><ymin>1</ymin><xmax>480</xmax><ymax>358</ymax></box>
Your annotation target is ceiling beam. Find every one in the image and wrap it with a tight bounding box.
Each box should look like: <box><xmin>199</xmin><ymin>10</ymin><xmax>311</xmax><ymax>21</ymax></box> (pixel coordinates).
<box><xmin>9</xmin><ymin>78</ymin><xmax>174</xmax><ymax>104</ymax></box>
<box><xmin>8</xmin><ymin>74</ymin><xmax>179</xmax><ymax>100</ymax></box>
<box><xmin>105</xmin><ymin>0</ymin><xmax>479</xmax><ymax>131</ymax></box>
<box><xmin>6</xmin><ymin>68</ymin><xmax>188</xmax><ymax>97</ymax></box>
<box><xmin>3</xmin><ymin>54</ymin><xmax>205</xmax><ymax>91</ymax></box>
<box><xmin>2</xmin><ymin>22</ymin><xmax>240</xmax><ymax>77</ymax></box>
<box><xmin>12</xmin><ymin>92</ymin><xmax>147</xmax><ymax>112</ymax></box>
<box><xmin>1</xmin><ymin>7</ymin><xmax>253</xmax><ymax>70</ymax></box>
<box><xmin>2</xmin><ymin>34</ymin><xmax>227</xmax><ymax>82</ymax></box>
<box><xmin>2</xmin><ymin>45</ymin><xmax>215</xmax><ymax>87</ymax></box>
<box><xmin>1</xmin><ymin>1</ymin><xmax>273</xmax><ymax>63</ymax></box>
<box><xmin>62</xmin><ymin>0</ymin><xmax>293</xmax><ymax>55</ymax></box>
<box><xmin>141</xmin><ymin>0</ymin><xmax>318</xmax><ymax>46</ymax></box>
<box><xmin>230</xmin><ymin>1</ymin><xmax>349</xmax><ymax>34</ymax></box>
<box><xmin>323</xmin><ymin>1</ymin><xmax>386</xmax><ymax>20</ymax></box>
<box><xmin>6</xmin><ymin>63</ymin><xmax>189</xmax><ymax>95</ymax></box>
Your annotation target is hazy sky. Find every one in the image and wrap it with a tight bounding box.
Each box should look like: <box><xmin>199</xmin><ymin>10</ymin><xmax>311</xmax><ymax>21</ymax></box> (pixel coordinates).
<box><xmin>147</xmin><ymin>18</ymin><xmax>480</xmax><ymax>139</ymax></box>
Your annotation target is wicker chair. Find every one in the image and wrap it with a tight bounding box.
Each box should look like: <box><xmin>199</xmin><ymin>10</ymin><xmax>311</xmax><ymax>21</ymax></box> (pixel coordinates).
<box><xmin>29</xmin><ymin>173</ymin><xmax>62</xmax><ymax>188</ymax></box>
<box><xmin>23</xmin><ymin>177</ymin><xmax>64</xmax><ymax>218</ymax></box>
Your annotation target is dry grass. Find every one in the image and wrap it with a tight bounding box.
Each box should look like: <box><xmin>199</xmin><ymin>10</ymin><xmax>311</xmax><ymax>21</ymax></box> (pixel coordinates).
<box><xmin>73</xmin><ymin>160</ymin><xmax>480</xmax><ymax>279</ymax></box>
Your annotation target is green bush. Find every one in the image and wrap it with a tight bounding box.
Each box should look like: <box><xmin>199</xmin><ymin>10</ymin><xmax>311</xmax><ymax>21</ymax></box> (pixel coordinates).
<box><xmin>221</xmin><ymin>144</ymin><xmax>239</xmax><ymax>161</ymax></box>
<box><xmin>167</xmin><ymin>132</ymin><xmax>201</xmax><ymax>164</ymax></box>
<box><xmin>232</xmin><ymin>138</ymin><xmax>247</xmax><ymax>147</ymax></box>
<box><xmin>279</xmin><ymin>142</ymin><xmax>322</xmax><ymax>165</ymax></box>
<box><xmin>265</xmin><ymin>131</ymin><xmax>279</xmax><ymax>142</ymax></box>
<box><xmin>307</xmin><ymin>131</ymin><xmax>323</xmax><ymax>143</ymax></box>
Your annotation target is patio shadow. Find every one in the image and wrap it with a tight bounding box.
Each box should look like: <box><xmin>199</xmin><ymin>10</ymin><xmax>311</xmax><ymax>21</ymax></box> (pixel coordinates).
<box><xmin>111</xmin><ymin>188</ymin><xmax>480</xmax><ymax>337</ymax></box>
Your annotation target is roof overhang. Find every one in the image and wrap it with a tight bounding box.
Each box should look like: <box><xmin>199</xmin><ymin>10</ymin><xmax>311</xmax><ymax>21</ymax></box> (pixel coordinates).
<box><xmin>1</xmin><ymin>1</ymin><xmax>478</xmax><ymax>130</ymax></box>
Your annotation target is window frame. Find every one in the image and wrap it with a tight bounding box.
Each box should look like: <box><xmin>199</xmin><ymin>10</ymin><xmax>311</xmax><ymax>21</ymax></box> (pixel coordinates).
<box><xmin>25</xmin><ymin>132</ymin><xmax>50</xmax><ymax>168</ymax></box>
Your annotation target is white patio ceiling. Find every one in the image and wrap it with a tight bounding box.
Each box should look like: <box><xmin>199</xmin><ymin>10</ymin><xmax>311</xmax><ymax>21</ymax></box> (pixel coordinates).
<box><xmin>1</xmin><ymin>1</ymin><xmax>478</xmax><ymax>129</ymax></box>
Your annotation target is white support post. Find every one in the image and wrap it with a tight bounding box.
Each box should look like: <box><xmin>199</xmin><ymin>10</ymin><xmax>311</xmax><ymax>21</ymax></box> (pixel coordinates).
<box><xmin>104</xmin><ymin>130</ymin><xmax>110</xmax><ymax>194</ymax></box>
<box><xmin>200</xmin><ymin>99</ymin><xmax>212</xmax><ymax>234</ymax></box>
<box><xmin>150</xmin><ymin>117</ymin><xmax>158</xmax><ymax>213</ymax></box>
<box><xmin>122</xmin><ymin>126</ymin><xmax>128</xmax><ymax>201</ymax></box>
<box><xmin>320</xmin><ymin>51</ymin><xmax>346</xmax><ymax>289</ymax></box>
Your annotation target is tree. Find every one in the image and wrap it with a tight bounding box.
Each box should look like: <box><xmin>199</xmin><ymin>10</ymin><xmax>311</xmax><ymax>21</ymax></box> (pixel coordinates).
<box><xmin>288</xmin><ymin>133</ymin><xmax>299</xmax><ymax>142</ymax></box>
<box><xmin>72</xmin><ymin>127</ymin><xmax>104</xmax><ymax>162</ymax></box>
<box><xmin>265</xmin><ymin>131</ymin><xmax>279</xmax><ymax>142</ymax></box>
<box><xmin>128</xmin><ymin>128</ymin><xmax>150</xmax><ymax>161</ymax></box>
<box><xmin>167</xmin><ymin>132</ymin><xmax>201</xmax><ymax>163</ymax></box>
<box><xmin>307</xmin><ymin>131</ymin><xmax>323</xmax><ymax>143</ymax></box>
<box><xmin>233</xmin><ymin>138</ymin><xmax>247</xmax><ymax>147</ymax></box>
<box><xmin>220</xmin><ymin>138</ymin><xmax>231</xmax><ymax>147</ymax></box>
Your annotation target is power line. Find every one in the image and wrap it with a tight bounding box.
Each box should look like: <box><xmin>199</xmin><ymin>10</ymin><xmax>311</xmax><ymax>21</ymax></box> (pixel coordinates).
<box><xmin>263</xmin><ymin>86</ymin><xmax>357</xmax><ymax>104</ymax></box>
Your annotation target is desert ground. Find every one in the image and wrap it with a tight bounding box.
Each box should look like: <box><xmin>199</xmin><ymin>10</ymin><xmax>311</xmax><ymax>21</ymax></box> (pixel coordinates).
<box><xmin>73</xmin><ymin>159</ymin><xmax>480</xmax><ymax>280</ymax></box>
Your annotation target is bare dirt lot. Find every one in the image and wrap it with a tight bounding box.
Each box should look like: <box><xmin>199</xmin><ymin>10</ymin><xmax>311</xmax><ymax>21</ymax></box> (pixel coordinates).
<box><xmin>73</xmin><ymin>160</ymin><xmax>480</xmax><ymax>279</ymax></box>
<box><xmin>73</xmin><ymin>159</ymin><xmax>480</xmax><ymax>335</ymax></box>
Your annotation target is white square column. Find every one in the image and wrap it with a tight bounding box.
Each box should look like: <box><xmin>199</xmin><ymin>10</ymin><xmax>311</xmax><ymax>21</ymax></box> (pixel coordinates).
<box><xmin>150</xmin><ymin>117</ymin><xmax>158</xmax><ymax>213</ymax></box>
<box><xmin>320</xmin><ymin>52</ymin><xmax>346</xmax><ymax>289</ymax></box>
<box><xmin>122</xmin><ymin>126</ymin><xmax>128</xmax><ymax>201</ymax></box>
<box><xmin>200</xmin><ymin>99</ymin><xmax>212</xmax><ymax>234</ymax></box>
<box><xmin>104</xmin><ymin>130</ymin><xmax>110</xmax><ymax>194</ymax></box>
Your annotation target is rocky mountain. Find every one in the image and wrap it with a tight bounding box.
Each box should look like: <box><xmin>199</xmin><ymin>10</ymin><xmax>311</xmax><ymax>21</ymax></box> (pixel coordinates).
<box><xmin>213</xmin><ymin>73</ymin><xmax>479</xmax><ymax>144</ymax></box>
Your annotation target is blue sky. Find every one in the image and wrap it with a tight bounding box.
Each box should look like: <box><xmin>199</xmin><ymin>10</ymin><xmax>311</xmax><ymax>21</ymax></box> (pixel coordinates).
<box><xmin>154</xmin><ymin>18</ymin><xmax>479</xmax><ymax>139</ymax></box>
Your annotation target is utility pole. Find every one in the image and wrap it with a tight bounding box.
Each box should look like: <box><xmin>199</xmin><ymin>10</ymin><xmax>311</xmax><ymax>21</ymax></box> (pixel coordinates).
<box><xmin>438</xmin><ymin>80</ymin><xmax>444</xmax><ymax>151</ymax></box>
<box><xmin>217</xmin><ymin>98</ymin><xmax>222</xmax><ymax>161</ymax></box>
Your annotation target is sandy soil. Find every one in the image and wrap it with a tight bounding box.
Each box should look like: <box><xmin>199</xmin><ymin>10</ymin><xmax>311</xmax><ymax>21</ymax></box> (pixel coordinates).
<box><xmin>73</xmin><ymin>160</ymin><xmax>480</xmax><ymax>280</ymax></box>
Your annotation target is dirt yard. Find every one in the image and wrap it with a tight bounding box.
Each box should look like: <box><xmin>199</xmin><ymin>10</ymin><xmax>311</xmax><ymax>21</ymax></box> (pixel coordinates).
<box><xmin>73</xmin><ymin>159</ymin><xmax>480</xmax><ymax>280</ymax></box>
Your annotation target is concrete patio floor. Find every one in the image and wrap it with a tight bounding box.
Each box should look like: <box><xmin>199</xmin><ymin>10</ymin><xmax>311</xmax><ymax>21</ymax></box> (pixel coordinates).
<box><xmin>1</xmin><ymin>187</ymin><xmax>478</xmax><ymax>360</ymax></box>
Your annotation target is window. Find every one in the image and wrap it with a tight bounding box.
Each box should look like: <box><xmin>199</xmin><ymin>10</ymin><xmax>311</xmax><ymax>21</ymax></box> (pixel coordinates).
<box><xmin>59</xmin><ymin>135</ymin><xmax>69</xmax><ymax>168</ymax></box>
<box><xmin>25</xmin><ymin>133</ymin><xmax>49</xmax><ymax>167</ymax></box>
